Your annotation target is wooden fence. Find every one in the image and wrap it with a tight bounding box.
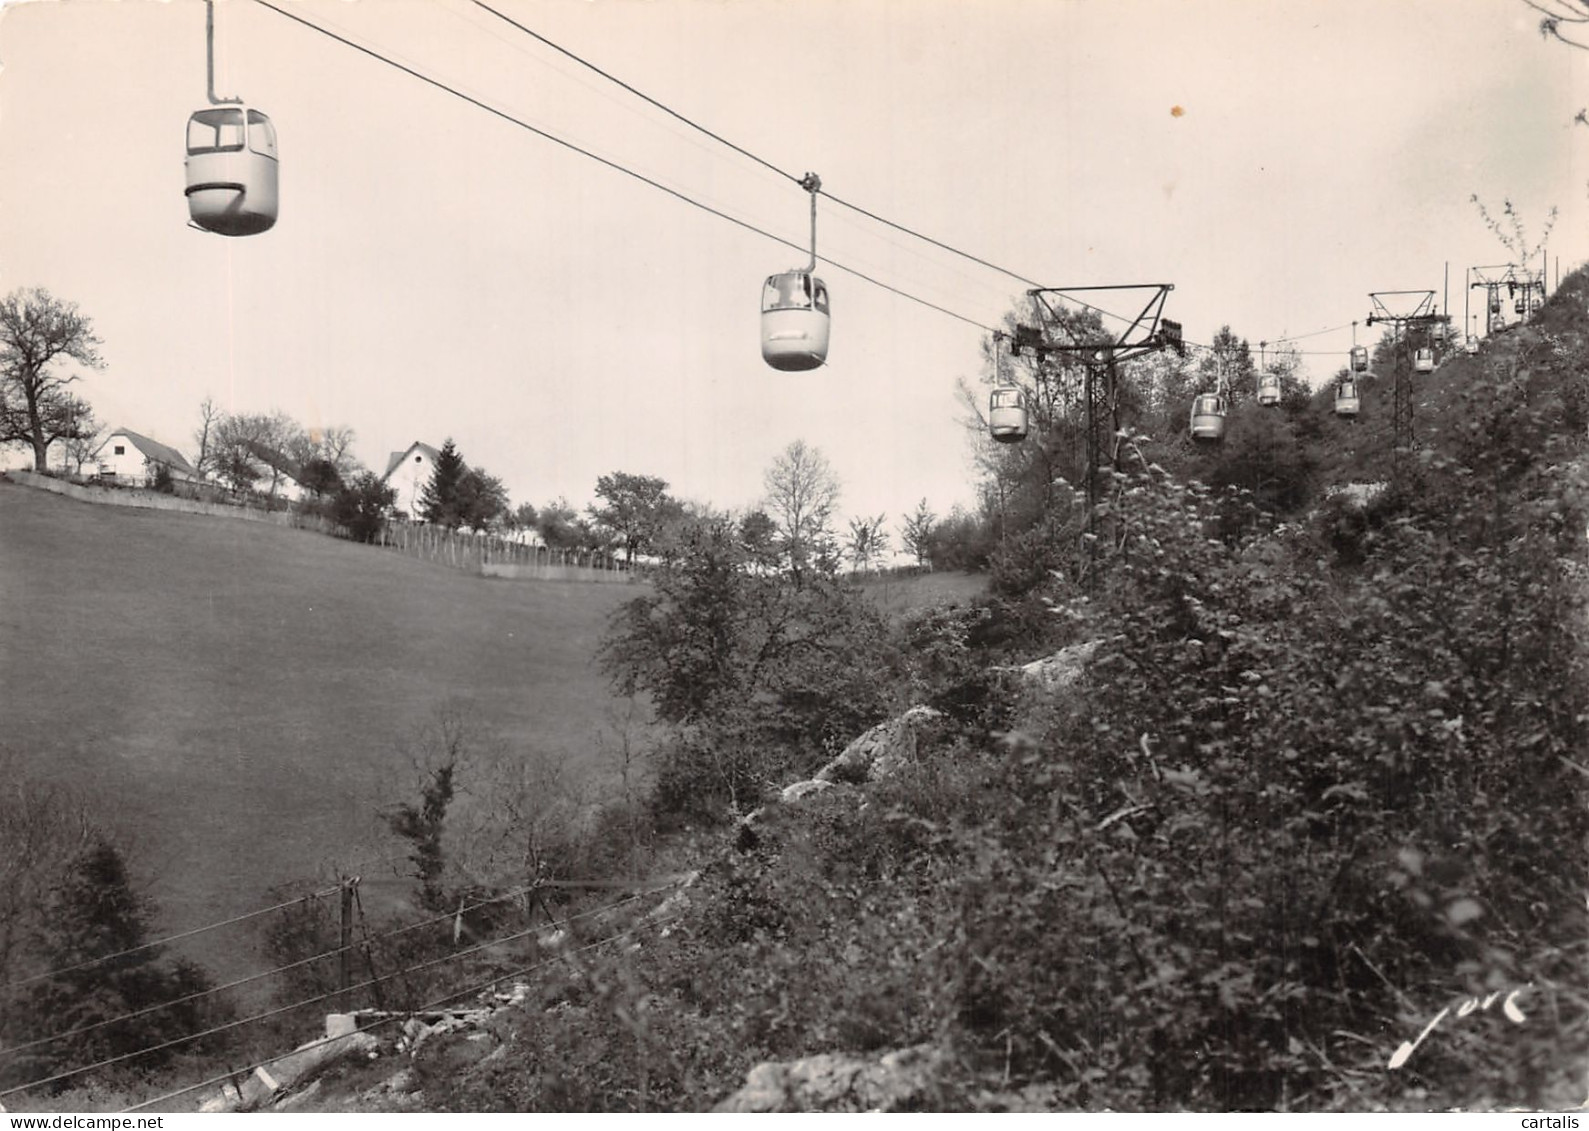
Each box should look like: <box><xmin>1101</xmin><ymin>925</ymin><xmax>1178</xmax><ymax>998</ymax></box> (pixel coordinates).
<box><xmin>371</xmin><ymin>521</ymin><xmax>647</xmax><ymax>583</ymax></box>
<box><xmin>6</xmin><ymin>471</ymin><xmax>643</xmax><ymax>584</ymax></box>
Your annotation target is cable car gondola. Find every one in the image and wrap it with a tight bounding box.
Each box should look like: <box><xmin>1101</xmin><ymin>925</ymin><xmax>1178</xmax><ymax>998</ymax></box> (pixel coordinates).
<box><xmin>762</xmin><ymin>173</ymin><xmax>829</xmax><ymax>371</ymax></box>
<box><xmin>1350</xmin><ymin>345</ymin><xmax>1369</xmax><ymax>373</ymax></box>
<box><xmin>989</xmin><ymin>386</ymin><xmax>1029</xmax><ymax>443</ymax></box>
<box><xmin>1413</xmin><ymin>347</ymin><xmax>1434</xmax><ymax>373</ymax></box>
<box><xmin>986</xmin><ymin>333</ymin><xmax>1028</xmax><ymax>443</ymax></box>
<box><xmin>1490</xmin><ymin>314</ymin><xmax>1507</xmax><ymax>334</ymax></box>
<box><xmin>761</xmin><ymin>272</ymin><xmax>830</xmax><ymax>371</ymax></box>
<box><xmin>1190</xmin><ymin>393</ymin><xmax>1228</xmax><ymax>441</ymax></box>
<box><xmin>1256</xmin><ymin>371</ymin><xmax>1281</xmax><ymax>406</ymax></box>
<box><xmin>1464</xmin><ymin>334</ymin><xmax>1479</xmax><ymax>355</ymax></box>
<box><xmin>1514</xmin><ymin>299</ymin><xmax>1525</xmax><ymax>316</ymax></box>
<box><xmin>186</xmin><ymin>106</ymin><xmax>278</xmax><ymax>236</ymax></box>
<box><xmin>1334</xmin><ymin>379</ymin><xmax>1360</xmax><ymax>417</ymax></box>
<box><xmin>185</xmin><ymin>0</ymin><xmax>277</xmax><ymax>237</ymax></box>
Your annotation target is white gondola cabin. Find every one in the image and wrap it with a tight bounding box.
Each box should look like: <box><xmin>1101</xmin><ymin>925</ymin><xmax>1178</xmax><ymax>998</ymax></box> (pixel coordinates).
<box><xmin>761</xmin><ymin>271</ymin><xmax>830</xmax><ymax>371</ymax></box>
<box><xmin>1490</xmin><ymin>314</ymin><xmax>1507</xmax><ymax>334</ymax></box>
<box><xmin>1334</xmin><ymin>379</ymin><xmax>1360</xmax><ymax>417</ymax></box>
<box><xmin>1189</xmin><ymin>393</ymin><xmax>1227</xmax><ymax>441</ymax></box>
<box><xmin>1256</xmin><ymin>371</ymin><xmax>1281</xmax><ymax>406</ymax></box>
<box><xmin>1413</xmin><ymin>347</ymin><xmax>1434</xmax><ymax>373</ymax></box>
<box><xmin>1464</xmin><ymin>334</ymin><xmax>1479</xmax><ymax>355</ymax></box>
<box><xmin>1350</xmin><ymin>345</ymin><xmax>1369</xmax><ymax>373</ymax></box>
<box><xmin>988</xmin><ymin>386</ymin><xmax>1029</xmax><ymax>443</ymax></box>
<box><xmin>1514</xmin><ymin>299</ymin><xmax>1526</xmax><ymax>316</ymax></box>
<box><xmin>185</xmin><ymin>105</ymin><xmax>278</xmax><ymax>236</ymax></box>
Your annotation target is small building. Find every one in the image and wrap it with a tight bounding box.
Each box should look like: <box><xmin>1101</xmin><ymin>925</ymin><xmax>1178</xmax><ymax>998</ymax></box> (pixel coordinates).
<box><xmin>380</xmin><ymin>441</ymin><xmax>441</xmax><ymax>517</ymax></box>
<box><xmin>92</xmin><ymin>429</ymin><xmax>199</xmax><ymax>486</ymax></box>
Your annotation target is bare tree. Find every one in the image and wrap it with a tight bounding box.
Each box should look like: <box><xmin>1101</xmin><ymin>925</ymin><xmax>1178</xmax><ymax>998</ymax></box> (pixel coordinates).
<box><xmin>1470</xmin><ymin>194</ymin><xmax>1557</xmax><ymax>267</ymax></box>
<box><xmin>213</xmin><ymin>410</ymin><xmax>304</xmax><ymax>497</ymax></box>
<box><xmin>1524</xmin><ymin>0</ymin><xmax>1589</xmax><ymax>48</ymax></box>
<box><xmin>0</xmin><ymin>288</ymin><xmax>105</xmax><ymax>471</ymax></box>
<box><xmin>318</xmin><ymin>425</ymin><xmax>359</xmax><ymax>477</ymax></box>
<box><xmin>762</xmin><ymin>439</ymin><xmax>841</xmax><ymax>583</ymax></box>
<box><xmin>192</xmin><ymin>396</ymin><xmax>222</xmax><ymax>480</ymax></box>
<box><xmin>62</xmin><ymin>398</ymin><xmax>103</xmax><ymax>475</ymax></box>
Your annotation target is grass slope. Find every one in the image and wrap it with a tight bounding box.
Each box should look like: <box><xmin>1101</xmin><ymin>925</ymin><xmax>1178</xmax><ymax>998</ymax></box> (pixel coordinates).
<box><xmin>0</xmin><ymin>483</ymin><xmax>641</xmax><ymax>972</ymax></box>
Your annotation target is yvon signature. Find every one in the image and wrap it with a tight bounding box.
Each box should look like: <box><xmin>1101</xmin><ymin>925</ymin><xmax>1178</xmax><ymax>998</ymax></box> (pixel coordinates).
<box><xmin>1388</xmin><ymin>986</ymin><xmax>1528</xmax><ymax>1069</ymax></box>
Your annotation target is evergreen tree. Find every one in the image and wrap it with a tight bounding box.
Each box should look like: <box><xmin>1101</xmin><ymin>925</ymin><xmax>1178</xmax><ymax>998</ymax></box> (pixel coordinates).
<box><xmin>7</xmin><ymin>836</ymin><xmax>221</xmax><ymax>1088</ymax></box>
<box><xmin>418</xmin><ymin>438</ymin><xmax>467</xmax><ymax>528</ymax></box>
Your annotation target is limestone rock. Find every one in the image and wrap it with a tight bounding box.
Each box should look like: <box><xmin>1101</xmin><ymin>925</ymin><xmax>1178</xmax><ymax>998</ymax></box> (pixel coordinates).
<box><xmin>1014</xmin><ymin>638</ymin><xmax>1102</xmax><ymax>692</ymax></box>
<box><xmin>780</xmin><ymin>778</ymin><xmax>833</xmax><ymax>803</ymax></box>
<box><xmin>715</xmin><ymin>1045</ymin><xmax>948</xmax><ymax>1112</ymax></box>
<box><xmin>816</xmin><ymin>706</ymin><xmax>943</xmax><ymax>785</ymax></box>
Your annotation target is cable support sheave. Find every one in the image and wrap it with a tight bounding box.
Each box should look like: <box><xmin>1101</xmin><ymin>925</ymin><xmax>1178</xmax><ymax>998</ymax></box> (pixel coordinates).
<box><xmin>0</xmin><ymin>881</ymin><xmax>555</xmax><ymax>1062</ymax></box>
<box><xmin>117</xmin><ymin>911</ymin><xmax>679</xmax><ymax>1114</ymax></box>
<box><xmin>248</xmin><ymin>0</ymin><xmax>994</xmax><ymax>333</ymax></box>
<box><xmin>0</xmin><ymin>886</ymin><xmax>660</xmax><ymax>1100</ymax></box>
<box><xmin>0</xmin><ymin>885</ymin><xmax>342</xmax><ymax>999</ymax></box>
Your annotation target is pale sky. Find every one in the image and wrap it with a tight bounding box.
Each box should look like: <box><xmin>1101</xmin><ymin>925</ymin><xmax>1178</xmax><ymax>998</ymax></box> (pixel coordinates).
<box><xmin>1</xmin><ymin>0</ymin><xmax>1585</xmax><ymax>529</ymax></box>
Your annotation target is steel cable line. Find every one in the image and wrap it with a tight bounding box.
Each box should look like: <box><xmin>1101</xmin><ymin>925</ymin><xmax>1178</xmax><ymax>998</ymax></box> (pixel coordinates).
<box><xmin>0</xmin><ymin>885</ymin><xmax>342</xmax><ymax>999</ymax></box>
<box><xmin>247</xmin><ymin>0</ymin><xmax>994</xmax><ymax>333</ymax></box>
<box><xmin>1269</xmin><ymin>321</ymin><xmax>1356</xmax><ymax>344</ymax></box>
<box><xmin>0</xmin><ymin>880</ymin><xmax>556</xmax><ymax>1062</ymax></box>
<box><xmin>467</xmin><ymin>0</ymin><xmax>798</xmax><ymax>187</ymax></box>
<box><xmin>0</xmin><ymin>887</ymin><xmax>660</xmax><ymax>1100</ymax></box>
<box><xmin>118</xmin><ymin>912</ymin><xmax>678</xmax><ymax>1114</ymax></box>
<box><xmin>463</xmin><ymin>0</ymin><xmax>1151</xmax><ymax>331</ymax></box>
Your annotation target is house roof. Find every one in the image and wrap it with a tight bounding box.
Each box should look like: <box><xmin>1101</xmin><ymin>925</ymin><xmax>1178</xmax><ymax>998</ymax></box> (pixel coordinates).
<box><xmin>381</xmin><ymin>442</ymin><xmax>442</xmax><ymax>481</ymax></box>
<box><xmin>100</xmin><ymin>428</ymin><xmax>197</xmax><ymax>475</ymax></box>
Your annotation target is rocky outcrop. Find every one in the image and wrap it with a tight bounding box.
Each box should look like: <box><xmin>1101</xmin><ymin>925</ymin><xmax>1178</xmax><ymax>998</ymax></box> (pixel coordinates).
<box><xmin>815</xmin><ymin>704</ymin><xmax>943</xmax><ymax>785</ymax></box>
<box><xmin>714</xmin><ymin>1045</ymin><xmax>949</xmax><ymax>1112</ymax></box>
<box><xmin>1009</xmin><ymin>638</ymin><xmax>1102</xmax><ymax>693</ymax></box>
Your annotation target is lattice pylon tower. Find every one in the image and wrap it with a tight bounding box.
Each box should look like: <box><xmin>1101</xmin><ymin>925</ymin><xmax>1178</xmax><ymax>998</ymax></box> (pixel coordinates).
<box><xmin>1367</xmin><ymin>290</ymin><xmax>1436</xmax><ymax>484</ymax></box>
<box><xmin>1392</xmin><ymin>332</ymin><xmax>1414</xmax><ymax>479</ymax></box>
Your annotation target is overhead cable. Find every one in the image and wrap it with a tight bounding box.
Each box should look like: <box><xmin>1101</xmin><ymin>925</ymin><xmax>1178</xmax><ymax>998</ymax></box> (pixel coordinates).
<box><xmin>0</xmin><ymin>885</ymin><xmax>342</xmax><ymax>999</ymax></box>
<box><xmin>249</xmin><ymin>0</ymin><xmax>994</xmax><ymax>333</ymax></box>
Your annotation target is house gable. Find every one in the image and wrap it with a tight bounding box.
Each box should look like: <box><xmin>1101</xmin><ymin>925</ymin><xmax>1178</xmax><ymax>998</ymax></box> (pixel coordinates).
<box><xmin>94</xmin><ymin>428</ymin><xmax>198</xmax><ymax>481</ymax></box>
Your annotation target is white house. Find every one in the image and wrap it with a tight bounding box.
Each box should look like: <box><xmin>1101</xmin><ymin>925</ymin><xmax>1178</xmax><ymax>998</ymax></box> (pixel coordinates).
<box><xmin>380</xmin><ymin>441</ymin><xmax>441</xmax><ymax>517</ymax></box>
<box><xmin>92</xmin><ymin>429</ymin><xmax>199</xmax><ymax>485</ymax></box>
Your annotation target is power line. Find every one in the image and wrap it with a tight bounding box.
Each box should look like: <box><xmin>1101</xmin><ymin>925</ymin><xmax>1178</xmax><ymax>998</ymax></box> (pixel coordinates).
<box><xmin>248</xmin><ymin>0</ymin><xmax>995</xmax><ymax>334</ymax></box>
<box><xmin>0</xmin><ymin>881</ymin><xmax>558</xmax><ymax>1062</ymax></box>
<box><xmin>0</xmin><ymin>887</ymin><xmax>659</xmax><ymax>1100</ymax></box>
<box><xmin>118</xmin><ymin>911</ymin><xmax>677</xmax><ymax>1114</ymax></box>
<box><xmin>0</xmin><ymin>885</ymin><xmax>342</xmax><ymax>999</ymax></box>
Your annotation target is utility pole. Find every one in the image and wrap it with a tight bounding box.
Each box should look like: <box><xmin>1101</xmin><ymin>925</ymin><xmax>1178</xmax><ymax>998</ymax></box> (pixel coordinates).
<box><xmin>339</xmin><ymin>877</ymin><xmax>357</xmax><ymax>1010</ymax></box>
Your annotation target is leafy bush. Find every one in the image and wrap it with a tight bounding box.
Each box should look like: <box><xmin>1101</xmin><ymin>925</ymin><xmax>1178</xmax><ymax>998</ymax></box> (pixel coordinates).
<box><xmin>602</xmin><ymin>517</ymin><xmax>899</xmax><ymax>822</ymax></box>
<box><xmin>334</xmin><ymin>472</ymin><xmax>397</xmax><ymax>542</ymax></box>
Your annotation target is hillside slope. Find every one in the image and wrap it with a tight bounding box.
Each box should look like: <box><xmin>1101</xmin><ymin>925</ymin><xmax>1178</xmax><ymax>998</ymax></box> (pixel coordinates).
<box><xmin>0</xmin><ymin>483</ymin><xmax>643</xmax><ymax>972</ymax></box>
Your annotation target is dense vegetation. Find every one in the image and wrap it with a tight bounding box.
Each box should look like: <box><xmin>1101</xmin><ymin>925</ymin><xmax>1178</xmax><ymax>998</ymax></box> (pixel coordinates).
<box><xmin>412</xmin><ymin>275</ymin><xmax>1587</xmax><ymax>1111</ymax></box>
<box><xmin>4</xmin><ymin>269</ymin><xmax>1585</xmax><ymax>1111</ymax></box>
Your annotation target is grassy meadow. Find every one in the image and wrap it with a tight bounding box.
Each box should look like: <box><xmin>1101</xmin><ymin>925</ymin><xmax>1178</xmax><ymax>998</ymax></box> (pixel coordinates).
<box><xmin>0</xmin><ymin>481</ymin><xmax>645</xmax><ymax>974</ymax></box>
